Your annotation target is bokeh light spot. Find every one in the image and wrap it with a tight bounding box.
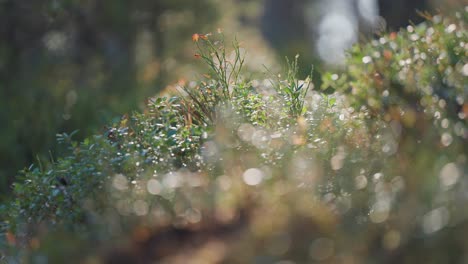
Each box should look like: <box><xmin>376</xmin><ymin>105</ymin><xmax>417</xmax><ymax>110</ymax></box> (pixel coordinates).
<box><xmin>242</xmin><ymin>168</ymin><xmax>264</xmax><ymax>186</ymax></box>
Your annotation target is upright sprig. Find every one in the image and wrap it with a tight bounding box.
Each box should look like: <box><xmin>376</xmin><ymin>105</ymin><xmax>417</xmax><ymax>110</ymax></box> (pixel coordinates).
<box><xmin>183</xmin><ymin>31</ymin><xmax>246</xmax><ymax>125</ymax></box>
<box><xmin>192</xmin><ymin>31</ymin><xmax>245</xmax><ymax>99</ymax></box>
<box><xmin>268</xmin><ymin>55</ymin><xmax>312</xmax><ymax>117</ymax></box>
<box><xmin>287</xmin><ymin>55</ymin><xmax>309</xmax><ymax>117</ymax></box>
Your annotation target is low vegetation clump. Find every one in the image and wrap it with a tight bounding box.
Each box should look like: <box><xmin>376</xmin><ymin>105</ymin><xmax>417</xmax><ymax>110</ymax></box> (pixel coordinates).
<box><xmin>1</xmin><ymin>11</ymin><xmax>467</xmax><ymax>263</ymax></box>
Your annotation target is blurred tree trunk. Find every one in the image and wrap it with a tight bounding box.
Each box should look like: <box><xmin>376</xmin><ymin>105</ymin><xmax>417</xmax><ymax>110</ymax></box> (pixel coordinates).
<box><xmin>261</xmin><ymin>0</ymin><xmax>308</xmax><ymax>51</ymax></box>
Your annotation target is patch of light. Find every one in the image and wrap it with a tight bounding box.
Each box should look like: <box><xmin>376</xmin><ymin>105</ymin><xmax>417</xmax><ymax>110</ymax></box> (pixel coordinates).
<box><xmin>369</xmin><ymin>199</ymin><xmax>390</xmax><ymax>223</ymax></box>
<box><xmin>462</xmin><ymin>63</ymin><xmax>468</xmax><ymax>76</ymax></box>
<box><xmin>305</xmin><ymin>0</ymin><xmax>381</xmax><ymax>65</ymax></box>
<box><xmin>43</xmin><ymin>30</ymin><xmax>68</xmax><ymax>54</ymax></box>
<box><xmin>439</xmin><ymin>162</ymin><xmax>460</xmax><ymax>188</ymax></box>
<box><xmin>422</xmin><ymin>207</ymin><xmax>449</xmax><ymax>234</ymax></box>
<box><xmin>113</xmin><ymin>174</ymin><xmax>128</xmax><ymax>191</ymax></box>
<box><xmin>330</xmin><ymin>146</ymin><xmax>346</xmax><ymax>170</ymax></box>
<box><xmin>316</xmin><ymin>12</ymin><xmax>357</xmax><ymax>65</ymax></box>
<box><xmin>354</xmin><ymin>175</ymin><xmax>368</xmax><ymax>190</ymax></box>
<box><xmin>133</xmin><ymin>200</ymin><xmax>149</xmax><ymax>216</ymax></box>
<box><xmin>237</xmin><ymin>123</ymin><xmax>255</xmax><ymax>142</ymax></box>
<box><xmin>147</xmin><ymin>179</ymin><xmax>162</xmax><ymax>195</ymax></box>
<box><xmin>242</xmin><ymin>168</ymin><xmax>264</xmax><ymax>186</ymax></box>
<box><xmin>357</xmin><ymin>0</ymin><xmax>379</xmax><ymax>25</ymax></box>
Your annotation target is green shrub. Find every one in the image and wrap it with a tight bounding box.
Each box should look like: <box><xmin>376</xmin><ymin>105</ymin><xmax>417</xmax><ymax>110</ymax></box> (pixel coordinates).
<box><xmin>0</xmin><ymin>0</ymin><xmax>219</xmax><ymax>199</ymax></box>
<box><xmin>2</xmin><ymin>11</ymin><xmax>467</xmax><ymax>263</ymax></box>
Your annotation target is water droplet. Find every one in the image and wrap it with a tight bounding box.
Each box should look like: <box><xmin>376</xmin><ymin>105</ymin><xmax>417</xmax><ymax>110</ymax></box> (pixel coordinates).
<box><xmin>441</xmin><ymin>118</ymin><xmax>449</xmax><ymax>128</ymax></box>
<box><xmin>369</xmin><ymin>200</ymin><xmax>390</xmax><ymax>223</ymax></box>
<box><xmin>202</xmin><ymin>141</ymin><xmax>218</xmax><ymax>158</ymax></box>
<box><xmin>462</xmin><ymin>63</ymin><xmax>468</xmax><ymax>76</ymax></box>
<box><xmin>410</xmin><ymin>34</ymin><xmax>419</xmax><ymax>41</ymax></box>
<box><xmin>147</xmin><ymin>179</ymin><xmax>162</xmax><ymax>195</ymax></box>
<box><xmin>362</xmin><ymin>56</ymin><xmax>372</xmax><ymax>64</ymax></box>
<box><xmin>163</xmin><ymin>172</ymin><xmax>181</xmax><ymax>188</ymax></box>
<box><xmin>331</xmin><ymin>147</ymin><xmax>346</xmax><ymax>170</ymax></box>
<box><xmin>113</xmin><ymin>174</ymin><xmax>128</xmax><ymax>191</ymax></box>
<box><xmin>422</xmin><ymin>207</ymin><xmax>449</xmax><ymax>234</ymax></box>
<box><xmin>355</xmin><ymin>175</ymin><xmax>368</xmax><ymax>190</ymax></box>
<box><xmin>252</xmin><ymin>129</ymin><xmax>270</xmax><ymax>149</ymax></box>
<box><xmin>242</xmin><ymin>168</ymin><xmax>264</xmax><ymax>186</ymax></box>
<box><xmin>445</xmin><ymin>24</ymin><xmax>456</xmax><ymax>33</ymax></box>
<box><xmin>185</xmin><ymin>208</ymin><xmax>202</xmax><ymax>224</ymax></box>
<box><xmin>217</xmin><ymin>175</ymin><xmax>232</xmax><ymax>191</ymax></box>
<box><xmin>133</xmin><ymin>200</ymin><xmax>149</xmax><ymax>216</ymax></box>
<box><xmin>439</xmin><ymin>163</ymin><xmax>460</xmax><ymax>187</ymax></box>
<box><xmin>441</xmin><ymin>133</ymin><xmax>453</xmax><ymax>147</ymax></box>
<box><xmin>237</xmin><ymin>123</ymin><xmax>255</xmax><ymax>142</ymax></box>
<box><xmin>373</xmin><ymin>172</ymin><xmax>384</xmax><ymax>182</ymax></box>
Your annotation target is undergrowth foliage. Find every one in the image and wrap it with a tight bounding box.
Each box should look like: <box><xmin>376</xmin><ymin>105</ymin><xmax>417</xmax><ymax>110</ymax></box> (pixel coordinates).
<box><xmin>1</xmin><ymin>11</ymin><xmax>467</xmax><ymax>263</ymax></box>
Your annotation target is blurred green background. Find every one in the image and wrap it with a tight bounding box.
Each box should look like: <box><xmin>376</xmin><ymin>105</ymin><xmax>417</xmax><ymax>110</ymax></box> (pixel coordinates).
<box><xmin>0</xmin><ymin>0</ymin><xmax>463</xmax><ymax>200</ymax></box>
